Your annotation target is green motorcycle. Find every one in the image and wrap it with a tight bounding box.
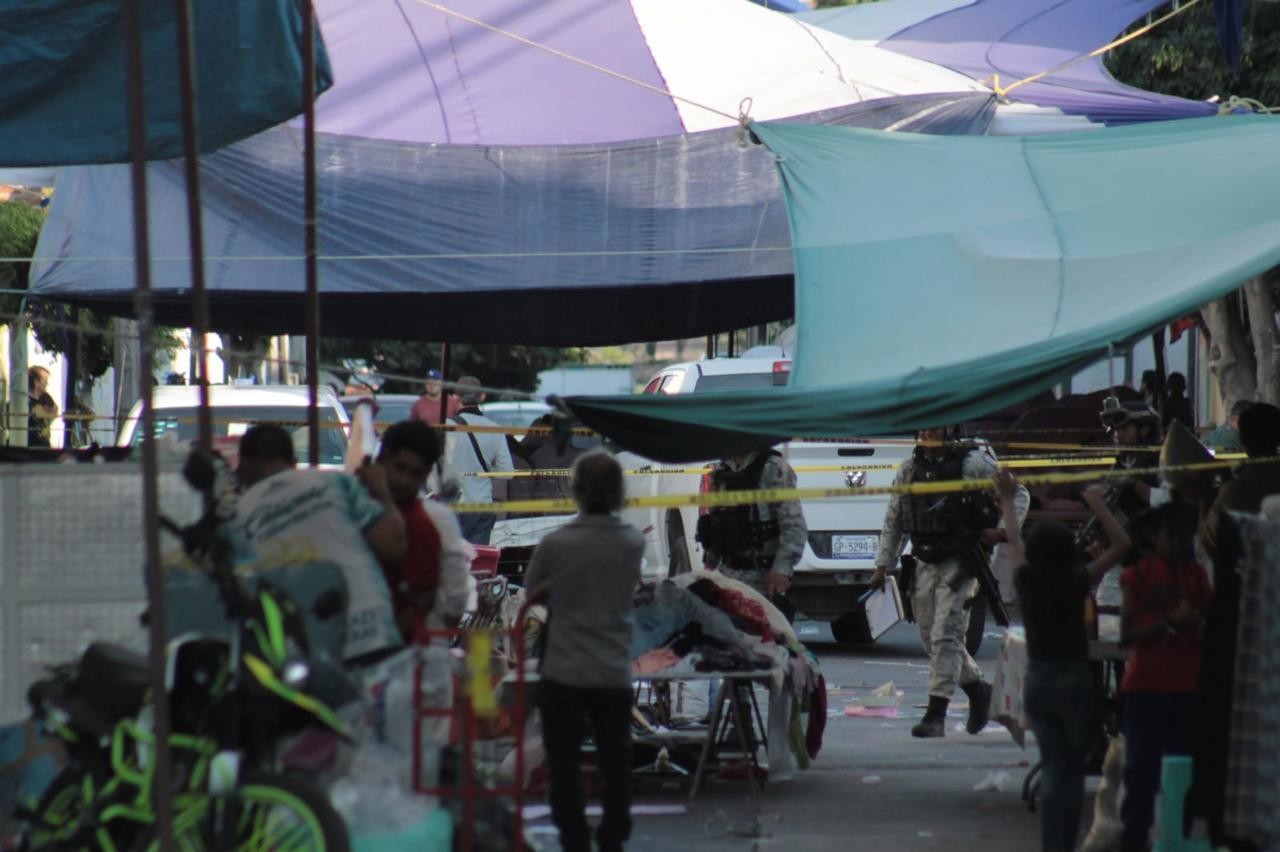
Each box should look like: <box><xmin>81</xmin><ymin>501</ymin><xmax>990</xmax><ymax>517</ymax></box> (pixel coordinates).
<box><xmin>22</xmin><ymin>451</ymin><xmax>352</xmax><ymax>851</ymax></box>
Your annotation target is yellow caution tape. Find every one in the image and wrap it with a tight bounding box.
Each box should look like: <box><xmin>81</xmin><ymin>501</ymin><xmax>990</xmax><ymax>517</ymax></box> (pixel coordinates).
<box><xmin>466</xmin><ymin>631</ymin><xmax>498</xmax><ymax>719</ymax></box>
<box><xmin>1005</xmin><ymin>457</ymin><xmax>1113</xmax><ymax>469</ymax></box>
<box><xmin>449</xmin><ymin>455</ymin><xmax>1273</xmax><ymax>514</ymax></box>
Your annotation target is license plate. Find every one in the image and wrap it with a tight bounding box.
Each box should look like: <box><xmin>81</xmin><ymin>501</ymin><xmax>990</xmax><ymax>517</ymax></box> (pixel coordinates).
<box><xmin>831</xmin><ymin>534</ymin><xmax>879</xmax><ymax>559</ymax></box>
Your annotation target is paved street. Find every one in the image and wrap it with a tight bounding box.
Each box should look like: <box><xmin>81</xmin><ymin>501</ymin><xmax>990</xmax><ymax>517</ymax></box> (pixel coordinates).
<box><xmin>530</xmin><ymin>622</ymin><xmax>1051</xmax><ymax>851</ymax></box>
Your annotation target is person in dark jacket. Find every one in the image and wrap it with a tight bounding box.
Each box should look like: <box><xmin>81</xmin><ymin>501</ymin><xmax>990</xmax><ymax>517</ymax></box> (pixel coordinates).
<box><xmin>27</xmin><ymin>366</ymin><xmax>58</xmax><ymax>447</ymax></box>
<box><xmin>1000</xmin><ymin>473</ymin><xmax>1131</xmax><ymax>852</ymax></box>
<box><xmin>1162</xmin><ymin>372</ymin><xmax>1194</xmax><ymax>431</ymax></box>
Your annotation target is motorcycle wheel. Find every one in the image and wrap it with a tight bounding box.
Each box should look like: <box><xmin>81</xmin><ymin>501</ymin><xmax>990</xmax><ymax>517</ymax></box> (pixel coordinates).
<box><xmin>23</xmin><ymin>767</ymin><xmax>79</xmax><ymax>849</ymax></box>
<box><xmin>23</xmin><ymin>767</ymin><xmax>103</xmax><ymax>852</ymax></box>
<box><xmin>139</xmin><ymin>772</ymin><xmax>350</xmax><ymax>852</ymax></box>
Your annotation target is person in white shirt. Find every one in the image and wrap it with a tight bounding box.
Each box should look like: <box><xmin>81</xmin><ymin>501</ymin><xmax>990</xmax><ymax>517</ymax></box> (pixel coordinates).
<box><xmin>445</xmin><ymin>376</ymin><xmax>514</xmax><ymax>545</ymax></box>
<box><xmin>234</xmin><ymin>424</ymin><xmax>407</xmax><ymax>663</ymax></box>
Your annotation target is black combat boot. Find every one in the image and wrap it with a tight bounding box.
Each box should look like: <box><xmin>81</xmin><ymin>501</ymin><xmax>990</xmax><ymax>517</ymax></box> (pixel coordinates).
<box><xmin>911</xmin><ymin>696</ymin><xmax>948</xmax><ymax>738</ymax></box>
<box><xmin>961</xmin><ymin>680</ymin><xmax>992</xmax><ymax>734</ymax></box>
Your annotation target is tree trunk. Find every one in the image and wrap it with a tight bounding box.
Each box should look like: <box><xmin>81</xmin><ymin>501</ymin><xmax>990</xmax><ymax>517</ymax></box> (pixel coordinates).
<box><xmin>1244</xmin><ymin>275</ymin><xmax>1280</xmax><ymax>406</ymax></box>
<box><xmin>1201</xmin><ymin>293</ymin><xmax>1258</xmax><ymax>413</ymax></box>
<box><xmin>113</xmin><ymin>319</ymin><xmax>140</xmax><ymax>424</ymax></box>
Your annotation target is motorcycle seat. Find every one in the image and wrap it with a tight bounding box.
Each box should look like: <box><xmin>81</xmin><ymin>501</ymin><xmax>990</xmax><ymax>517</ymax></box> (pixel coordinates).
<box><xmin>77</xmin><ymin>643</ymin><xmax>150</xmax><ymax>724</ymax></box>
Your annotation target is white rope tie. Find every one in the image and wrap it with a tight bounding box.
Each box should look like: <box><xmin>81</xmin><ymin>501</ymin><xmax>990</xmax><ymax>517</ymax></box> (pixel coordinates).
<box><xmin>1217</xmin><ymin>95</ymin><xmax>1280</xmax><ymax>115</ymax></box>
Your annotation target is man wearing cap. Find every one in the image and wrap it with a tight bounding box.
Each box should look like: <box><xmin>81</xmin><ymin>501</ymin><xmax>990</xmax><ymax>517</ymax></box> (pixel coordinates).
<box><xmin>445</xmin><ymin>376</ymin><xmax>514</xmax><ymax>545</ymax></box>
<box><xmin>410</xmin><ymin>368</ymin><xmax>461</xmax><ymax>425</ymax></box>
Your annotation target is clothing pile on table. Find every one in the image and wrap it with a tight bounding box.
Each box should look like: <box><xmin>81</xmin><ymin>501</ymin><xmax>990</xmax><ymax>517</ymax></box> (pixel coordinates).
<box><xmin>630</xmin><ymin>570</ymin><xmax>825</xmax><ymax>771</ymax></box>
<box><xmin>1187</xmin><ymin>503</ymin><xmax>1280</xmax><ymax>851</ymax></box>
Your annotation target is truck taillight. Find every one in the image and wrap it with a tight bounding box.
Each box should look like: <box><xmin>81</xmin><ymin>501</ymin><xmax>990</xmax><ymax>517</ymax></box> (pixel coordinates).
<box><xmin>772</xmin><ymin>360</ymin><xmax>791</xmax><ymax>385</ymax></box>
<box><xmin>699</xmin><ymin>471</ymin><xmax>713</xmax><ymax>516</ymax></box>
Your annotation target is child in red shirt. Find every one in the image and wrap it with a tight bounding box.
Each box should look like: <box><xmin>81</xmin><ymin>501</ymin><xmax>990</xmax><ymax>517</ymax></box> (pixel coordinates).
<box><xmin>1119</xmin><ymin>501</ymin><xmax>1212</xmax><ymax>852</ymax></box>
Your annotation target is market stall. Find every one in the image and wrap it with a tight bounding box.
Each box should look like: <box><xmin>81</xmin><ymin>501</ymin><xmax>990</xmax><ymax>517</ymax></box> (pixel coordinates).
<box><xmin>629</xmin><ymin>571</ymin><xmax>824</xmax><ymax>793</ymax></box>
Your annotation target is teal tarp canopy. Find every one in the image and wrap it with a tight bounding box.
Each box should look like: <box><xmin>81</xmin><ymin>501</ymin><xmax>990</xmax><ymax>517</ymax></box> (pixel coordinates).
<box><xmin>566</xmin><ymin>115</ymin><xmax>1280</xmax><ymax>461</ymax></box>
<box><xmin>0</xmin><ymin>0</ymin><xmax>332</xmax><ymax>167</ymax></box>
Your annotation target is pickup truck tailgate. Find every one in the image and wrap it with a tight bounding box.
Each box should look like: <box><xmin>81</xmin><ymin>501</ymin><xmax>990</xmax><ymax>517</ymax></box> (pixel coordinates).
<box><xmin>786</xmin><ymin>439</ymin><xmax>911</xmax><ymax>570</ymax></box>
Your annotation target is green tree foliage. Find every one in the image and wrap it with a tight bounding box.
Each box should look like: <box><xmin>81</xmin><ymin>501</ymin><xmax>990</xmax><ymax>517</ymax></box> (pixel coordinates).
<box><xmin>1105</xmin><ymin>1</ymin><xmax>1280</xmax><ymax>105</ymax></box>
<box><xmin>1</xmin><ymin>201</ymin><xmax>180</xmax><ymax>383</ymax></box>
<box><xmin>319</xmin><ymin>339</ymin><xmax>586</xmax><ymax>396</ymax></box>
<box><xmin>1107</xmin><ymin>3</ymin><xmax>1280</xmax><ymax>408</ymax></box>
<box><xmin>0</xmin><ymin>201</ymin><xmax>44</xmax><ymax>299</ymax></box>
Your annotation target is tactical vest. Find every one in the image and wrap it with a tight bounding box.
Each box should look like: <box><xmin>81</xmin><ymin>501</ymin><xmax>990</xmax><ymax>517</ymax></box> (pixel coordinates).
<box><xmin>696</xmin><ymin>451</ymin><xmax>781</xmax><ymax>567</ymax></box>
<box><xmin>902</xmin><ymin>445</ymin><xmax>997</xmax><ymax>557</ymax></box>
<box><xmin>1114</xmin><ymin>452</ymin><xmax>1161</xmax><ymax>519</ymax></box>
<box><xmin>1077</xmin><ymin>451</ymin><xmax>1160</xmax><ymax>550</ymax></box>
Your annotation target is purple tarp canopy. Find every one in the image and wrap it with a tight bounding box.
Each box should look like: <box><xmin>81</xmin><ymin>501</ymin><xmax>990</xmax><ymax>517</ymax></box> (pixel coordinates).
<box><xmin>30</xmin><ymin>0</ymin><xmax>996</xmax><ymax>344</ymax></box>
<box><xmin>303</xmin><ymin>0</ymin><xmax>986</xmax><ymax>145</ymax></box>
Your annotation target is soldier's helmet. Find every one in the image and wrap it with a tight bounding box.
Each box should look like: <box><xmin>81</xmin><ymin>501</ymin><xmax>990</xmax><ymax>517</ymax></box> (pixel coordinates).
<box><xmin>1099</xmin><ymin>396</ymin><xmax>1160</xmax><ymax>432</ymax></box>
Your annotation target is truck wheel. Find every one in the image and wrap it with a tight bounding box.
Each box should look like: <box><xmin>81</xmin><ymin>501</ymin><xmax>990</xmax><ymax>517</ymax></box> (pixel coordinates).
<box><xmin>831</xmin><ymin>611</ymin><xmax>873</xmax><ymax>645</ymax></box>
<box><xmin>666</xmin><ymin>512</ymin><xmax>692</xmax><ymax>578</ymax></box>
<box><xmin>966</xmin><ymin>599</ymin><xmax>988</xmax><ymax>656</ymax></box>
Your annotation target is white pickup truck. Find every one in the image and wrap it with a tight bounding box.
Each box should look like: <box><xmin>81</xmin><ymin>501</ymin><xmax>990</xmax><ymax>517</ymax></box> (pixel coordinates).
<box><xmin>623</xmin><ymin>354</ymin><xmax>910</xmax><ymax>644</ymax></box>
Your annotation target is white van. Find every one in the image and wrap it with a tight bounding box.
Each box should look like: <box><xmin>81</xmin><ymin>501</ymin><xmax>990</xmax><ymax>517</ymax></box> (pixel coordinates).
<box><xmin>117</xmin><ymin>385</ymin><xmax>351</xmax><ymax>468</ymax></box>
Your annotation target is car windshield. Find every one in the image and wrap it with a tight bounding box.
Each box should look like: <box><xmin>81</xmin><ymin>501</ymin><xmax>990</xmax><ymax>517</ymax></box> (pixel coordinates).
<box><xmin>692</xmin><ymin>372</ymin><xmax>784</xmax><ymax>393</ymax></box>
<box><xmin>483</xmin><ymin>407</ymin><xmax>551</xmax><ymax>427</ymax></box>
<box><xmin>362</xmin><ymin>398</ymin><xmax>414</xmax><ymax>425</ymax></box>
<box><xmin>137</xmin><ymin>406</ymin><xmax>347</xmax><ymax>466</ymax></box>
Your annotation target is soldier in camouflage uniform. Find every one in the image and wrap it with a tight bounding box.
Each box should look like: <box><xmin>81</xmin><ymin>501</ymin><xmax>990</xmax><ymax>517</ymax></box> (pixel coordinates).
<box><xmin>872</xmin><ymin>428</ymin><xmax>1029</xmax><ymax>738</ymax></box>
<box><xmin>697</xmin><ymin>447</ymin><xmax>807</xmax><ymax>606</ymax></box>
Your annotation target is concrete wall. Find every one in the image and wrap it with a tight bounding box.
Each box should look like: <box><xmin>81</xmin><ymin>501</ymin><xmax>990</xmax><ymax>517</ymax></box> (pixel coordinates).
<box><xmin>0</xmin><ymin>463</ymin><xmax>200</xmax><ymax>721</ymax></box>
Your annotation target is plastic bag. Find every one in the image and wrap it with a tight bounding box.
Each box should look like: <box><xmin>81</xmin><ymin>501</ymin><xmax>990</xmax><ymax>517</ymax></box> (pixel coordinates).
<box><xmin>352</xmin><ymin>808</ymin><xmax>451</xmax><ymax>852</ymax></box>
<box><xmin>330</xmin><ymin>742</ymin><xmax>439</xmax><ymax>839</ymax></box>
<box><xmin>355</xmin><ymin>646</ymin><xmax>454</xmax><ymax>788</ymax></box>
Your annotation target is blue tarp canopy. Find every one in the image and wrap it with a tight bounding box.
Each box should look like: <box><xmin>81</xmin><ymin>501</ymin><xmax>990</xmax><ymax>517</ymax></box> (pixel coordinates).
<box><xmin>0</xmin><ymin>0</ymin><xmax>331</xmax><ymax>167</ymax></box>
<box><xmin>800</xmin><ymin>0</ymin><xmax>1217</xmax><ymax>125</ymax></box>
<box><xmin>28</xmin><ymin>94</ymin><xmax>993</xmax><ymax>344</ymax></box>
<box><xmin>565</xmin><ymin>115</ymin><xmax>1280</xmax><ymax>460</ymax></box>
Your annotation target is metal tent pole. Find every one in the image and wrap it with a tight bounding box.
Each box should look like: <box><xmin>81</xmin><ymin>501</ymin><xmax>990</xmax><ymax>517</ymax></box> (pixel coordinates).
<box><xmin>302</xmin><ymin>0</ymin><xmax>320</xmax><ymax>467</ymax></box>
<box><xmin>173</xmin><ymin>0</ymin><xmax>212</xmax><ymax>451</ymax></box>
<box><xmin>439</xmin><ymin>343</ymin><xmax>452</xmax><ymax>422</ymax></box>
<box><xmin>122</xmin><ymin>0</ymin><xmax>174</xmax><ymax>847</ymax></box>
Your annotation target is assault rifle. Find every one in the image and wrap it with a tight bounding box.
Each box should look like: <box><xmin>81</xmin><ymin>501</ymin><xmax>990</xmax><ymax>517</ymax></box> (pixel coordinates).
<box><xmin>959</xmin><ymin>539</ymin><xmax>1010</xmax><ymax>628</ymax></box>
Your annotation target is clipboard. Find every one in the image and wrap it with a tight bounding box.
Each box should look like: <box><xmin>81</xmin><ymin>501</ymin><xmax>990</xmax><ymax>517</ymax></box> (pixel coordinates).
<box><xmin>860</xmin><ymin>576</ymin><xmax>904</xmax><ymax>641</ymax></box>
